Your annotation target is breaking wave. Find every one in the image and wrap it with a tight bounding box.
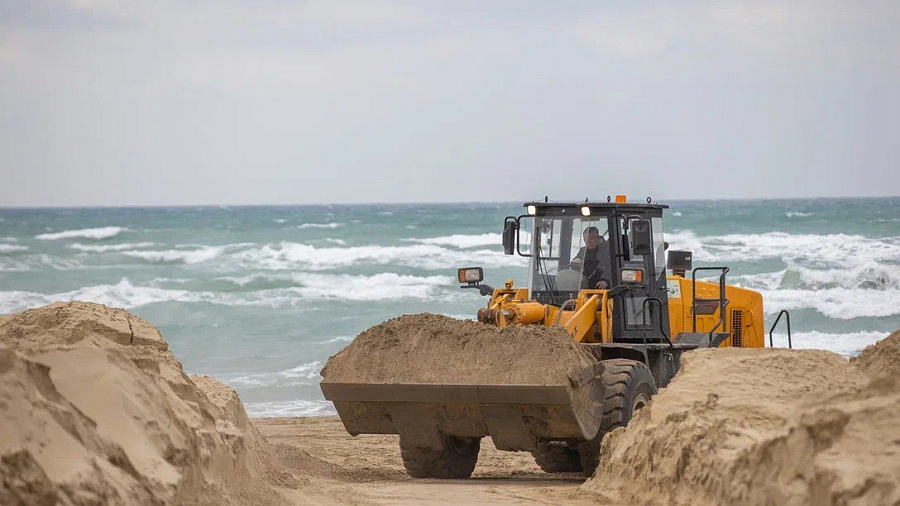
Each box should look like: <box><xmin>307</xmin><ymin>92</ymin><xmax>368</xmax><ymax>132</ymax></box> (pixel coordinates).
<box><xmin>291</xmin><ymin>272</ymin><xmax>451</xmax><ymax>301</ymax></box>
<box><xmin>298</xmin><ymin>222</ymin><xmax>343</xmax><ymax>229</ymax></box>
<box><xmin>244</xmin><ymin>400</ymin><xmax>336</xmax><ymax>418</ymax></box>
<box><xmin>233</xmin><ymin>242</ymin><xmax>524</xmax><ymax>271</ymax></box>
<box><xmin>123</xmin><ymin>245</ymin><xmax>228</xmax><ymax>264</ymax></box>
<box><xmin>0</xmin><ymin>272</ymin><xmax>457</xmax><ymax>314</ymax></box>
<box><xmin>404</xmin><ymin>233</ymin><xmax>502</xmax><ymax>249</ymax></box>
<box><xmin>221</xmin><ymin>361</ymin><xmax>322</xmax><ymax>389</ymax></box>
<box><xmin>666</xmin><ymin>230</ymin><xmax>900</xmax><ymax>266</ymax></box>
<box><xmin>69</xmin><ymin>242</ymin><xmax>155</xmax><ymax>253</ymax></box>
<box><xmin>35</xmin><ymin>226</ymin><xmax>127</xmax><ymax>241</ymax></box>
<box><xmin>770</xmin><ymin>330</ymin><xmax>888</xmax><ymax>358</ymax></box>
<box><xmin>0</xmin><ymin>244</ymin><xmax>28</xmax><ymax>253</ymax></box>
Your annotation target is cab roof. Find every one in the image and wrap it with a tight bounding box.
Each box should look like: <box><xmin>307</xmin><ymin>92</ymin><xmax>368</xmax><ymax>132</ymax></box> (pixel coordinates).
<box><xmin>523</xmin><ymin>200</ymin><xmax>669</xmax><ymax>212</ymax></box>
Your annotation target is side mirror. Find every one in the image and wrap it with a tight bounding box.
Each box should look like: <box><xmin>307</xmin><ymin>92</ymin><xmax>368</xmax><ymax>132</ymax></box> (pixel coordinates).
<box><xmin>502</xmin><ymin>217</ymin><xmax>518</xmax><ymax>255</ymax></box>
<box><xmin>631</xmin><ymin>219</ymin><xmax>652</xmax><ymax>256</ymax></box>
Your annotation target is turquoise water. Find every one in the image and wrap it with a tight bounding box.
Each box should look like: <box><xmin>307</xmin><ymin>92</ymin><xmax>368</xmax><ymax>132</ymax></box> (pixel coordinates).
<box><xmin>1</xmin><ymin>198</ymin><xmax>898</xmax><ymax>416</ymax></box>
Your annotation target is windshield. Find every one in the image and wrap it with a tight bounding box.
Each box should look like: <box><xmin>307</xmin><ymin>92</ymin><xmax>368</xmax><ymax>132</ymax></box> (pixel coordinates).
<box><xmin>530</xmin><ymin>216</ymin><xmax>611</xmax><ymax>304</ymax></box>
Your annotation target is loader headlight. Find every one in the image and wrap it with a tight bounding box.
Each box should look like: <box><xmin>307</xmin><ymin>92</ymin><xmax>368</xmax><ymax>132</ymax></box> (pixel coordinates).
<box><xmin>527</xmin><ymin>205</ymin><xmax>537</xmax><ymax>216</ymax></box>
<box><xmin>580</xmin><ymin>206</ymin><xmax>591</xmax><ymax>217</ymax></box>
<box><xmin>458</xmin><ymin>267</ymin><xmax>484</xmax><ymax>284</ymax></box>
<box><xmin>620</xmin><ymin>268</ymin><xmax>644</xmax><ymax>284</ymax></box>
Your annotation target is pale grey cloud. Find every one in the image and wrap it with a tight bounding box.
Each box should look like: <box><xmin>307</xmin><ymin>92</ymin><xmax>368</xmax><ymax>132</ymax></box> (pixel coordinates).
<box><xmin>1</xmin><ymin>0</ymin><xmax>898</xmax><ymax>206</ymax></box>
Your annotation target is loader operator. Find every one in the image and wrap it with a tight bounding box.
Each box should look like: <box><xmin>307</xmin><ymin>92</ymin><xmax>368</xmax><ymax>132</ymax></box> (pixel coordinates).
<box><xmin>570</xmin><ymin>226</ymin><xmax>611</xmax><ymax>289</ymax></box>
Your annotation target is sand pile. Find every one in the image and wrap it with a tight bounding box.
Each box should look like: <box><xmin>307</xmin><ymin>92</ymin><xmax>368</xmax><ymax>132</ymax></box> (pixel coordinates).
<box><xmin>852</xmin><ymin>329</ymin><xmax>900</xmax><ymax>378</ymax></box>
<box><xmin>321</xmin><ymin>313</ymin><xmax>598</xmax><ymax>385</ymax></box>
<box><xmin>0</xmin><ymin>302</ymin><xmax>277</xmax><ymax>505</ymax></box>
<box><xmin>583</xmin><ymin>342</ymin><xmax>900</xmax><ymax>506</ymax></box>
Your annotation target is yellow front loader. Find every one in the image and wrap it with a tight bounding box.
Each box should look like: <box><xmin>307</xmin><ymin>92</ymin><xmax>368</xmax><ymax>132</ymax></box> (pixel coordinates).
<box><xmin>322</xmin><ymin>198</ymin><xmax>779</xmax><ymax>478</ymax></box>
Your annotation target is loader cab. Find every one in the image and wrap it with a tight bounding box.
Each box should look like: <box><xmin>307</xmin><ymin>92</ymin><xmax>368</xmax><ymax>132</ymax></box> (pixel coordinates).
<box><xmin>511</xmin><ymin>201</ymin><xmax>670</xmax><ymax>343</ymax></box>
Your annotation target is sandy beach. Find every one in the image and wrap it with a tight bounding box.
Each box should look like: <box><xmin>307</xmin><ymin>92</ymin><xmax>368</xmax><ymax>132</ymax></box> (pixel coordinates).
<box><xmin>256</xmin><ymin>416</ymin><xmax>594</xmax><ymax>505</ymax></box>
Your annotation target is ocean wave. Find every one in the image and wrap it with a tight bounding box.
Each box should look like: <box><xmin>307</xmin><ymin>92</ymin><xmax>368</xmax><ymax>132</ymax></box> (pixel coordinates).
<box><xmin>736</xmin><ymin>262</ymin><xmax>900</xmax><ymax>292</ymax></box>
<box><xmin>324</xmin><ymin>238</ymin><xmax>346</xmax><ymax>246</ymax></box>
<box><xmin>0</xmin><ymin>254</ymin><xmax>85</xmax><ymax>272</ymax></box>
<box><xmin>667</xmin><ymin>230</ymin><xmax>900</xmax><ymax>267</ymax></box>
<box><xmin>244</xmin><ymin>400</ymin><xmax>336</xmax><ymax>418</ymax></box>
<box><xmin>759</xmin><ymin>287</ymin><xmax>900</xmax><ymax>319</ymax></box>
<box><xmin>404</xmin><ymin>233</ymin><xmax>502</xmax><ymax>249</ymax></box>
<box><xmin>298</xmin><ymin>222</ymin><xmax>343</xmax><ymax>229</ymax></box>
<box><xmin>123</xmin><ymin>245</ymin><xmax>227</xmax><ymax>264</ymax></box>
<box><xmin>233</xmin><ymin>242</ymin><xmax>525</xmax><ymax>271</ymax></box>
<box><xmin>292</xmin><ymin>272</ymin><xmax>451</xmax><ymax>301</ymax></box>
<box><xmin>0</xmin><ymin>244</ymin><xmax>28</xmax><ymax>253</ymax></box>
<box><xmin>318</xmin><ymin>336</ymin><xmax>354</xmax><ymax>344</ymax></box>
<box><xmin>769</xmin><ymin>330</ymin><xmax>888</xmax><ymax>358</ymax></box>
<box><xmin>785</xmin><ymin>211</ymin><xmax>813</xmax><ymax>218</ymax></box>
<box><xmin>1</xmin><ymin>237</ymin><xmax>17</xmax><ymax>242</ymax></box>
<box><xmin>0</xmin><ymin>278</ymin><xmax>204</xmax><ymax>314</ymax></box>
<box><xmin>69</xmin><ymin>242</ymin><xmax>155</xmax><ymax>253</ymax></box>
<box><xmin>0</xmin><ymin>271</ymin><xmax>454</xmax><ymax>314</ymax></box>
<box><xmin>671</xmin><ymin>212</ymin><xmax>683</xmax><ymax>217</ymax></box>
<box><xmin>35</xmin><ymin>226</ymin><xmax>127</xmax><ymax>241</ymax></box>
<box><xmin>221</xmin><ymin>361</ymin><xmax>322</xmax><ymax>388</ymax></box>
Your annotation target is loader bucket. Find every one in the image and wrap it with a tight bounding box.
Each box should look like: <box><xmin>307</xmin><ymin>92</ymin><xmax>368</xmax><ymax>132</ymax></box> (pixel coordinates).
<box><xmin>320</xmin><ymin>363</ymin><xmax>604</xmax><ymax>452</ymax></box>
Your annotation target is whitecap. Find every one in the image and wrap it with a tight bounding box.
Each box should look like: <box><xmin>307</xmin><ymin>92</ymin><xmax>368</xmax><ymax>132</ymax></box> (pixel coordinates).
<box><xmin>785</xmin><ymin>211</ymin><xmax>813</xmax><ymax>218</ymax></box>
<box><xmin>0</xmin><ymin>244</ymin><xmax>28</xmax><ymax>253</ymax></box>
<box><xmin>290</xmin><ymin>272</ymin><xmax>452</xmax><ymax>301</ymax></box>
<box><xmin>35</xmin><ymin>226</ymin><xmax>127</xmax><ymax>241</ymax></box>
<box><xmin>274</xmin><ymin>219</ymin><xmax>287</xmax><ymax>224</ymax></box>
<box><xmin>666</xmin><ymin>230</ymin><xmax>900</xmax><ymax>268</ymax></box>
<box><xmin>318</xmin><ymin>336</ymin><xmax>354</xmax><ymax>344</ymax></box>
<box><xmin>759</xmin><ymin>287</ymin><xmax>900</xmax><ymax>319</ymax></box>
<box><xmin>736</xmin><ymin>262</ymin><xmax>900</xmax><ymax>292</ymax></box>
<box><xmin>404</xmin><ymin>233</ymin><xmax>502</xmax><ymax>249</ymax></box>
<box><xmin>221</xmin><ymin>361</ymin><xmax>322</xmax><ymax>388</ymax></box>
<box><xmin>233</xmin><ymin>242</ymin><xmax>525</xmax><ymax>271</ymax></box>
<box><xmin>298</xmin><ymin>222</ymin><xmax>343</xmax><ymax>229</ymax></box>
<box><xmin>324</xmin><ymin>238</ymin><xmax>347</xmax><ymax>246</ymax></box>
<box><xmin>671</xmin><ymin>211</ymin><xmax>683</xmax><ymax>217</ymax></box>
<box><xmin>123</xmin><ymin>245</ymin><xmax>226</xmax><ymax>264</ymax></box>
<box><xmin>69</xmin><ymin>242</ymin><xmax>155</xmax><ymax>253</ymax></box>
<box><xmin>769</xmin><ymin>330</ymin><xmax>888</xmax><ymax>358</ymax></box>
<box><xmin>244</xmin><ymin>400</ymin><xmax>336</xmax><ymax>418</ymax></box>
<box><xmin>0</xmin><ymin>278</ymin><xmax>205</xmax><ymax>314</ymax></box>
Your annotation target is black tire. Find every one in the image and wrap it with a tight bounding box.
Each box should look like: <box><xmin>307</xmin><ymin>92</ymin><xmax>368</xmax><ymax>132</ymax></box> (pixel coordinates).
<box><xmin>399</xmin><ymin>436</ymin><xmax>481</xmax><ymax>479</ymax></box>
<box><xmin>578</xmin><ymin>358</ymin><xmax>657</xmax><ymax>477</ymax></box>
<box><xmin>530</xmin><ymin>440</ymin><xmax>583</xmax><ymax>473</ymax></box>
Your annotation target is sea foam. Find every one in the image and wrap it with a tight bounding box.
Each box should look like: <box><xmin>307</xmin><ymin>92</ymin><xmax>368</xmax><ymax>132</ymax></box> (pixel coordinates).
<box><xmin>35</xmin><ymin>226</ymin><xmax>127</xmax><ymax>241</ymax></box>
<box><xmin>0</xmin><ymin>244</ymin><xmax>28</xmax><ymax>253</ymax></box>
<box><xmin>404</xmin><ymin>233</ymin><xmax>502</xmax><ymax>249</ymax></box>
<box><xmin>69</xmin><ymin>242</ymin><xmax>155</xmax><ymax>253</ymax></box>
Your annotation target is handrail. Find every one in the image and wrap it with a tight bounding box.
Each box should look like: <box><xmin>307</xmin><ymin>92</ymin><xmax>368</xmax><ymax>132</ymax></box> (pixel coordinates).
<box><xmin>768</xmin><ymin>310</ymin><xmax>792</xmax><ymax>348</ymax></box>
<box><xmin>691</xmin><ymin>266</ymin><xmax>730</xmax><ymax>334</ymax></box>
<box><xmin>641</xmin><ymin>297</ymin><xmax>674</xmax><ymax>348</ymax></box>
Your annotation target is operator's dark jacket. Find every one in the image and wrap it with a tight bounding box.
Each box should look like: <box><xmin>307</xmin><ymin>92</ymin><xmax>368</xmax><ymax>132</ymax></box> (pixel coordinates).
<box><xmin>574</xmin><ymin>240</ymin><xmax>611</xmax><ymax>288</ymax></box>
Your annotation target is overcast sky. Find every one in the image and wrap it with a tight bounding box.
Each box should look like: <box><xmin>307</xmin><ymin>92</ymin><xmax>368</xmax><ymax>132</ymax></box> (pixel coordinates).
<box><xmin>1</xmin><ymin>0</ymin><xmax>898</xmax><ymax>206</ymax></box>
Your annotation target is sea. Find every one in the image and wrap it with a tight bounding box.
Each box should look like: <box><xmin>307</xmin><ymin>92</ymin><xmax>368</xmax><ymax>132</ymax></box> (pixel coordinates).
<box><xmin>1</xmin><ymin>198</ymin><xmax>898</xmax><ymax>417</ymax></box>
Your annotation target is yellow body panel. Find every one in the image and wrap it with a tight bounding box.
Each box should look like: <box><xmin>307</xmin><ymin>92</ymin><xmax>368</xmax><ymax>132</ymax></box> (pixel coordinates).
<box><xmin>480</xmin><ymin>278</ymin><xmax>764</xmax><ymax>348</ymax></box>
